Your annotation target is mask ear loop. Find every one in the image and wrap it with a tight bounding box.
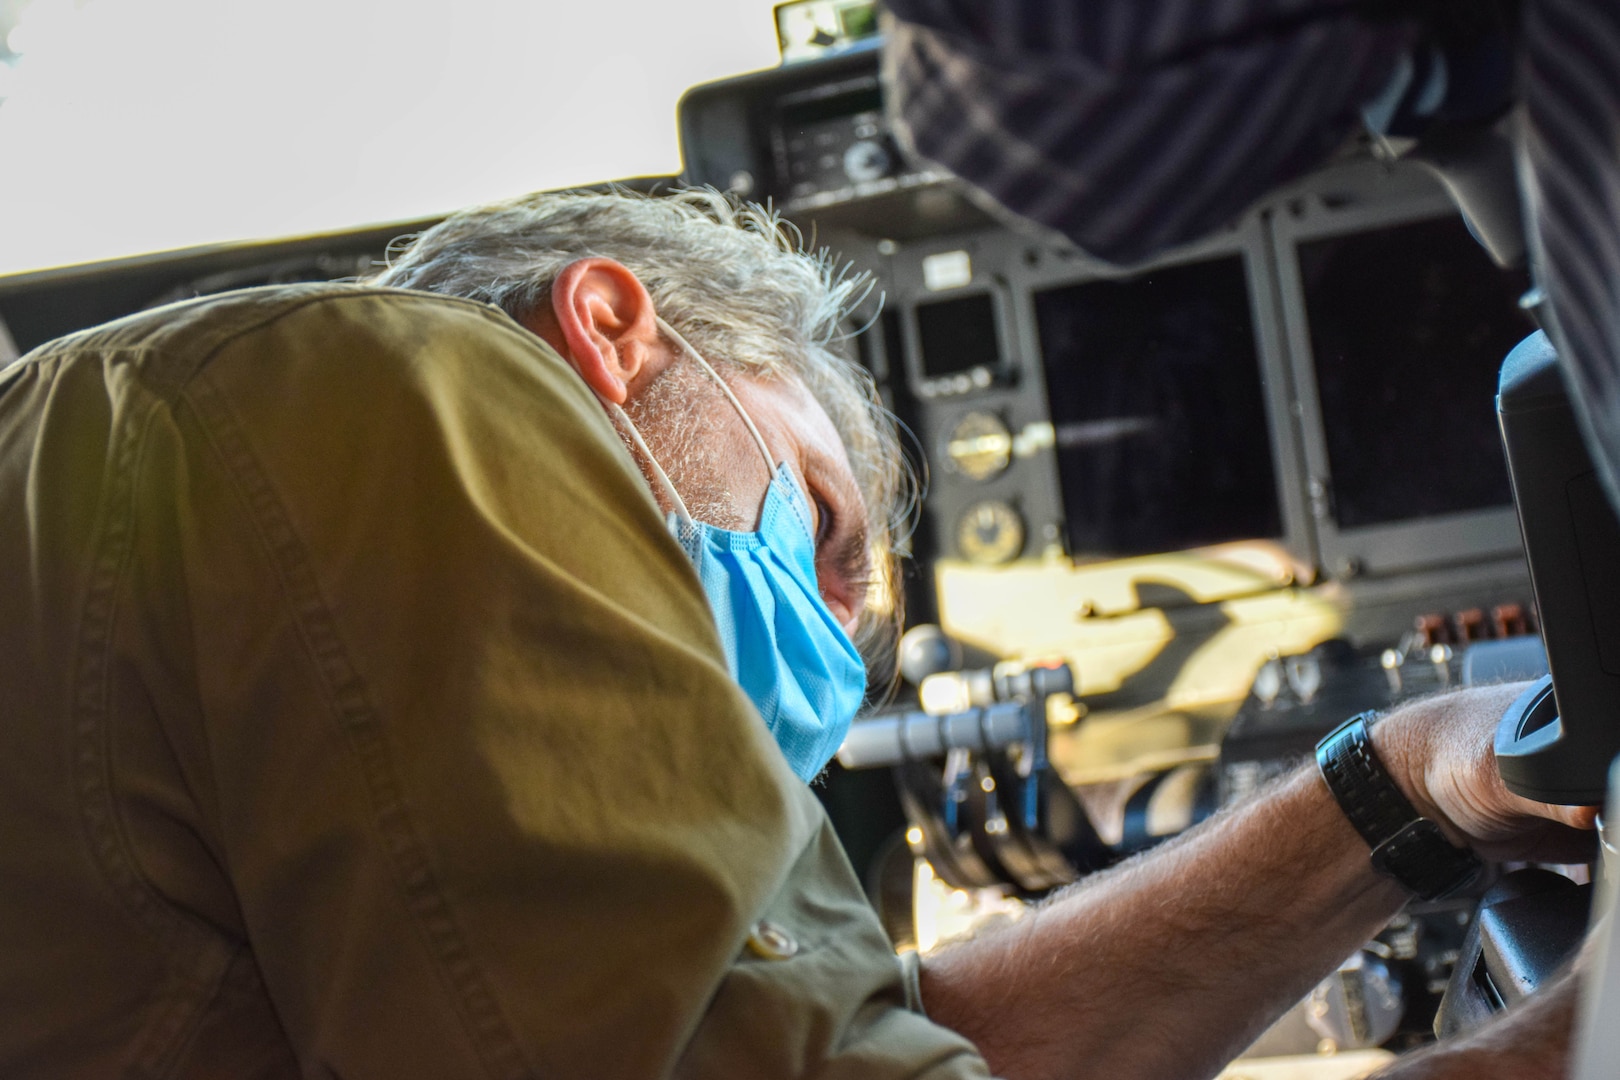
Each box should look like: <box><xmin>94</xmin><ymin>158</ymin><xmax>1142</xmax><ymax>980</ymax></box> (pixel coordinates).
<box><xmin>656</xmin><ymin>317</ymin><xmax>777</xmax><ymax>479</ymax></box>
<box><xmin>594</xmin><ymin>390</ymin><xmax>694</xmax><ymax>525</ymax></box>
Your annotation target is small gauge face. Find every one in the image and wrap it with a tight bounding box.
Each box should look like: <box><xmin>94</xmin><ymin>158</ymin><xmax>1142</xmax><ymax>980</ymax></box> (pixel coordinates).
<box><xmin>957</xmin><ymin>500</ymin><xmax>1025</xmax><ymax>565</ymax></box>
<box><xmin>843</xmin><ymin>138</ymin><xmax>892</xmax><ymax>183</ymax></box>
<box><xmin>945</xmin><ymin>411</ymin><xmax>1012</xmax><ymax>481</ymax></box>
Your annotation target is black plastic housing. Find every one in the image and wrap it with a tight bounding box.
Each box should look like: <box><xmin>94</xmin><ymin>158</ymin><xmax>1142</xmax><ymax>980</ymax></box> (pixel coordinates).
<box><xmin>1495</xmin><ymin>331</ymin><xmax>1620</xmax><ymax>804</ymax></box>
<box><xmin>1436</xmin><ymin>868</ymin><xmax>1591</xmax><ymax>1037</ymax></box>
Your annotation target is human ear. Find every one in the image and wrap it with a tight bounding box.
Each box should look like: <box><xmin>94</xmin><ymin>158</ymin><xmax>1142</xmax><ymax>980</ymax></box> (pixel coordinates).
<box><xmin>532</xmin><ymin>258</ymin><xmax>666</xmax><ymax>406</ymax></box>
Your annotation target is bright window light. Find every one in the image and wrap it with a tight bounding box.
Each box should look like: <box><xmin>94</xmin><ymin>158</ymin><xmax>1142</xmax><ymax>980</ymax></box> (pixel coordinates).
<box><xmin>0</xmin><ymin>0</ymin><xmax>783</xmax><ymax>276</ymax></box>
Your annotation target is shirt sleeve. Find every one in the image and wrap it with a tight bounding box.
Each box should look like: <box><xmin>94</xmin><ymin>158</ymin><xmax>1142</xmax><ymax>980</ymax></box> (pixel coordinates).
<box><xmin>147</xmin><ymin>290</ymin><xmax>988</xmax><ymax>1078</ymax></box>
<box><xmin>882</xmin><ymin>0</ymin><xmax>1416</xmax><ymax>265</ymax></box>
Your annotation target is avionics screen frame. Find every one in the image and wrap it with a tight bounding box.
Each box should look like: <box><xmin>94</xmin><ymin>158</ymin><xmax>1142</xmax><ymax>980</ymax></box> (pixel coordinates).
<box><xmin>1269</xmin><ymin>175</ymin><xmax>1530</xmax><ymax>579</ymax></box>
<box><xmin>999</xmin><ymin>214</ymin><xmax>1316</xmax><ymax>571</ymax></box>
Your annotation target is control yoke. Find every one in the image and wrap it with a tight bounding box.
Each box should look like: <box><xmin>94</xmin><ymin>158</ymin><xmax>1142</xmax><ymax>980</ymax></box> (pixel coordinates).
<box><xmin>1437</xmin><ymin>332</ymin><xmax>1619</xmax><ymax>1037</ymax></box>
<box><xmin>1495</xmin><ymin>331</ymin><xmax>1620</xmax><ymax>804</ymax></box>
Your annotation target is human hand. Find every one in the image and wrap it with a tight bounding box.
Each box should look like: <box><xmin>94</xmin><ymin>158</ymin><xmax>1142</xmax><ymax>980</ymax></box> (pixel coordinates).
<box><xmin>1370</xmin><ymin>682</ymin><xmax>1599</xmax><ymax>864</ymax></box>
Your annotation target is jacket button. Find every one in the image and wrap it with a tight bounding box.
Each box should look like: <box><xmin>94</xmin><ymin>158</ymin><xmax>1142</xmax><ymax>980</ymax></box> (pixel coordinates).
<box><xmin>745</xmin><ymin>920</ymin><xmax>799</xmax><ymax>960</ymax></box>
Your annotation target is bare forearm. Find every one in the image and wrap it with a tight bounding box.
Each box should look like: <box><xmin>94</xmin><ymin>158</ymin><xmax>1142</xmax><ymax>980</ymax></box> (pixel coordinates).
<box><xmin>918</xmin><ymin>765</ymin><xmax>1407</xmax><ymax>1080</ymax></box>
<box><xmin>917</xmin><ymin>682</ymin><xmax>1592</xmax><ymax>1078</ymax></box>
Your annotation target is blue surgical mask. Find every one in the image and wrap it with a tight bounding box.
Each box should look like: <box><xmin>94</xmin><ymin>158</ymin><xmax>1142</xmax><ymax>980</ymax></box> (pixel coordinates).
<box><xmin>602</xmin><ymin>319</ymin><xmax>868</xmax><ymax>782</ymax></box>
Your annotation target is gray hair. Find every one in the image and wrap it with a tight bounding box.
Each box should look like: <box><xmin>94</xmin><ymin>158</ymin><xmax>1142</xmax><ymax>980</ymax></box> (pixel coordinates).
<box><xmin>368</xmin><ymin>187</ymin><xmax>911</xmax><ymax>679</ymax></box>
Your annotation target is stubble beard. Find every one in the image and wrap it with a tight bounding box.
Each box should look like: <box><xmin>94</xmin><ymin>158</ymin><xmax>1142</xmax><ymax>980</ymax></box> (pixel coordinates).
<box><xmin>621</xmin><ymin>358</ymin><xmax>751</xmax><ymax>531</ymax></box>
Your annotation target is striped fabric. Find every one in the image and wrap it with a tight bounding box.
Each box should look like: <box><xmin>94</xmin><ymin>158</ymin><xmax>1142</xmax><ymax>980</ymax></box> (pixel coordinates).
<box><xmin>885</xmin><ymin>0</ymin><xmax>1620</xmax><ymax>504</ymax></box>
<box><xmin>1521</xmin><ymin>0</ymin><xmax>1620</xmax><ymax>507</ymax></box>
<box><xmin>882</xmin><ymin>0</ymin><xmax>1418</xmax><ymax>264</ymax></box>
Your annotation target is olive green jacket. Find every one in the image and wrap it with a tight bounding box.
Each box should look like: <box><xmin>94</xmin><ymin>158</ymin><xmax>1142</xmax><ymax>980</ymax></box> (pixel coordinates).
<box><xmin>0</xmin><ymin>285</ymin><xmax>990</xmax><ymax>1079</ymax></box>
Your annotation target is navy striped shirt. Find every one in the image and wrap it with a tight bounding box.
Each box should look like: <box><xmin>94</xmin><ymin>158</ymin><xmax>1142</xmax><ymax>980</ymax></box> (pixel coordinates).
<box><xmin>885</xmin><ymin>0</ymin><xmax>1620</xmax><ymax>508</ymax></box>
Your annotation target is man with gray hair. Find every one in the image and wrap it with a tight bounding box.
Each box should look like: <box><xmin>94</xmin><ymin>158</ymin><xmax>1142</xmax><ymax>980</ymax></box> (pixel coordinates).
<box><xmin>0</xmin><ymin>187</ymin><xmax>1592</xmax><ymax>1079</ymax></box>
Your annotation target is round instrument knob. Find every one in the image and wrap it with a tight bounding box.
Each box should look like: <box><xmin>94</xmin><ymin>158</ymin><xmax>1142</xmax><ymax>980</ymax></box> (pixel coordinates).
<box><xmin>957</xmin><ymin>500</ymin><xmax>1025</xmax><ymax>565</ymax></box>
<box><xmin>946</xmin><ymin>411</ymin><xmax>1013</xmax><ymax>481</ymax></box>
<box><xmin>843</xmin><ymin>138</ymin><xmax>892</xmax><ymax>183</ymax></box>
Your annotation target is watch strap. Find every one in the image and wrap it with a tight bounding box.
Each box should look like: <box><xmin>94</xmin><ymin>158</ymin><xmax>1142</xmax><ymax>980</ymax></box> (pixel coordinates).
<box><xmin>1316</xmin><ymin>712</ymin><xmax>1482</xmax><ymax>901</ymax></box>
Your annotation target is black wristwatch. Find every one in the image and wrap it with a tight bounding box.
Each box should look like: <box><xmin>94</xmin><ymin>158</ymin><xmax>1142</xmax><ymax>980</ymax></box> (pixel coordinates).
<box><xmin>1315</xmin><ymin>712</ymin><xmax>1483</xmax><ymax>901</ymax></box>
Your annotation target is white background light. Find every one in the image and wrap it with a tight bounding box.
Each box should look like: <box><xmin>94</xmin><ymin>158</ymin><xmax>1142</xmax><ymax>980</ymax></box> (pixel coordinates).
<box><xmin>0</xmin><ymin>0</ymin><xmax>782</xmax><ymax>276</ymax></box>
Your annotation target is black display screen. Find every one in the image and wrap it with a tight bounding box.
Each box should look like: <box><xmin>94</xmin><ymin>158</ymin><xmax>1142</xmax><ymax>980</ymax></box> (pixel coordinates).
<box><xmin>1035</xmin><ymin>255</ymin><xmax>1280</xmax><ymax>558</ymax></box>
<box><xmin>1299</xmin><ymin>216</ymin><xmax>1533</xmax><ymax>529</ymax></box>
<box><xmin>779</xmin><ymin>85</ymin><xmax>882</xmax><ymax>130</ymax></box>
<box><xmin>916</xmin><ymin>292</ymin><xmax>999</xmax><ymax>378</ymax></box>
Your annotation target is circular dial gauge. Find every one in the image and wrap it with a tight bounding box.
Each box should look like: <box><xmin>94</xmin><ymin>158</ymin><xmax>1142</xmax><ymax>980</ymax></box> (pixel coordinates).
<box><xmin>843</xmin><ymin>139</ymin><xmax>892</xmax><ymax>183</ymax></box>
<box><xmin>957</xmin><ymin>500</ymin><xmax>1025</xmax><ymax>565</ymax></box>
<box><xmin>946</xmin><ymin>411</ymin><xmax>1013</xmax><ymax>481</ymax></box>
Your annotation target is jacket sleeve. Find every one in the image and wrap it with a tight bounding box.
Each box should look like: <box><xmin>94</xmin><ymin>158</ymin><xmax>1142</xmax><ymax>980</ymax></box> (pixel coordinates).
<box><xmin>154</xmin><ymin>291</ymin><xmax>989</xmax><ymax>1079</ymax></box>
